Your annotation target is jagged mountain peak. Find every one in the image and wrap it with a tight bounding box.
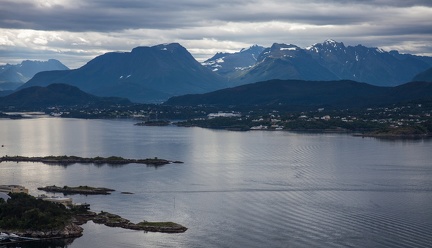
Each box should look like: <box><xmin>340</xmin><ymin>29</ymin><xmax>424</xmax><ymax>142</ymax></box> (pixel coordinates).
<box><xmin>240</xmin><ymin>44</ymin><xmax>265</xmax><ymax>53</ymax></box>
<box><xmin>270</xmin><ymin>43</ymin><xmax>300</xmax><ymax>50</ymax></box>
<box><xmin>323</xmin><ymin>39</ymin><xmax>343</xmax><ymax>46</ymax></box>
<box><xmin>202</xmin><ymin>45</ymin><xmax>265</xmax><ymax>76</ymax></box>
<box><xmin>256</xmin><ymin>43</ymin><xmax>303</xmax><ymax>62</ymax></box>
<box><xmin>306</xmin><ymin>39</ymin><xmax>346</xmax><ymax>52</ymax></box>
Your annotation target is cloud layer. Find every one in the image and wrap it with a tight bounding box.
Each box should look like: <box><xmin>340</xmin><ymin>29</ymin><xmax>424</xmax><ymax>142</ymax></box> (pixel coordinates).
<box><xmin>1</xmin><ymin>0</ymin><xmax>431</xmax><ymax>68</ymax></box>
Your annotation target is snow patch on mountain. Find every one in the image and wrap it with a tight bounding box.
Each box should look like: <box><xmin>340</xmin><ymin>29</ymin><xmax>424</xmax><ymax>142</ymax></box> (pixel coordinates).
<box><xmin>280</xmin><ymin>47</ymin><xmax>297</xmax><ymax>51</ymax></box>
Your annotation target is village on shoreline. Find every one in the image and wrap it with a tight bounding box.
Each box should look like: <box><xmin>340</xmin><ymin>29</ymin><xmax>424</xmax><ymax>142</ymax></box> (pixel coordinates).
<box><xmin>0</xmin><ymin>100</ymin><xmax>431</xmax><ymax>139</ymax></box>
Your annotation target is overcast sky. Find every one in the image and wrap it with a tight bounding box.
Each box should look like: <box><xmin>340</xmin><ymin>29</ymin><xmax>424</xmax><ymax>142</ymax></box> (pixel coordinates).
<box><xmin>1</xmin><ymin>0</ymin><xmax>431</xmax><ymax>68</ymax></box>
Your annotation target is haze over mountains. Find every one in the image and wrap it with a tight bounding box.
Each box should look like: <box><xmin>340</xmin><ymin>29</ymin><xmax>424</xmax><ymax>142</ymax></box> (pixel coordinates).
<box><xmin>16</xmin><ymin>40</ymin><xmax>432</xmax><ymax>103</ymax></box>
<box><xmin>0</xmin><ymin>59</ymin><xmax>68</xmax><ymax>91</ymax></box>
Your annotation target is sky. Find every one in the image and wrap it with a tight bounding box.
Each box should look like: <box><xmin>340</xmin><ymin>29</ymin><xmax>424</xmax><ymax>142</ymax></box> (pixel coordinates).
<box><xmin>1</xmin><ymin>0</ymin><xmax>432</xmax><ymax>69</ymax></box>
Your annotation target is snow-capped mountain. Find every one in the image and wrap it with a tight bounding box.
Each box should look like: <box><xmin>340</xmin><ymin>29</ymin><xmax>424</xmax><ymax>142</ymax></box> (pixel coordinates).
<box><xmin>207</xmin><ymin>39</ymin><xmax>432</xmax><ymax>87</ymax></box>
<box><xmin>231</xmin><ymin>42</ymin><xmax>339</xmax><ymax>86</ymax></box>
<box><xmin>22</xmin><ymin>43</ymin><xmax>227</xmax><ymax>103</ymax></box>
<box><xmin>306</xmin><ymin>39</ymin><xmax>432</xmax><ymax>86</ymax></box>
<box><xmin>0</xmin><ymin>59</ymin><xmax>68</xmax><ymax>90</ymax></box>
<box><xmin>202</xmin><ymin>45</ymin><xmax>265</xmax><ymax>78</ymax></box>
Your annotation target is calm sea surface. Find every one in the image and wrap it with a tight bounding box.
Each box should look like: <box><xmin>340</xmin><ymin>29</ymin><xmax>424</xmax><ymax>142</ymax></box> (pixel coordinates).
<box><xmin>1</xmin><ymin>118</ymin><xmax>432</xmax><ymax>248</ymax></box>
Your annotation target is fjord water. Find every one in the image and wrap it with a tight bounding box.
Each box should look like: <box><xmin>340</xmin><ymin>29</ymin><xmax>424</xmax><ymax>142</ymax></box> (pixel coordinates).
<box><xmin>1</xmin><ymin>118</ymin><xmax>432</xmax><ymax>248</ymax></box>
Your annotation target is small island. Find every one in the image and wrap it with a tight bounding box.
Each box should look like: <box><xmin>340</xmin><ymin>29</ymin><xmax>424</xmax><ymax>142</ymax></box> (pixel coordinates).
<box><xmin>38</xmin><ymin>185</ymin><xmax>115</xmax><ymax>195</ymax></box>
<box><xmin>0</xmin><ymin>155</ymin><xmax>183</xmax><ymax>166</ymax></box>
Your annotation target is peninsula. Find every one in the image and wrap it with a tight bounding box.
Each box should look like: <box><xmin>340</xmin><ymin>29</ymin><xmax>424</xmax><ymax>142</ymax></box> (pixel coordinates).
<box><xmin>0</xmin><ymin>155</ymin><xmax>183</xmax><ymax>166</ymax></box>
<box><xmin>0</xmin><ymin>193</ymin><xmax>187</xmax><ymax>242</ymax></box>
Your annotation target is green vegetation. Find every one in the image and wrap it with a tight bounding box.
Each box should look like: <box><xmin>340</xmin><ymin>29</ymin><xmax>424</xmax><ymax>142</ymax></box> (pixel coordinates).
<box><xmin>0</xmin><ymin>193</ymin><xmax>71</xmax><ymax>231</ymax></box>
<box><xmin>364</xmin><ymin>125</ymin><xmax>429</xmax><ymax>137</ymax></box>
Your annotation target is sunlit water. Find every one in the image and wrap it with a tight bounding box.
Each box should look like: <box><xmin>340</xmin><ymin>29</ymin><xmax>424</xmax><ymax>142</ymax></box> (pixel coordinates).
<box><xmin>1</xmin><ymin>118</ymin><xmax>432</xmax><ymax>247</ymax></box>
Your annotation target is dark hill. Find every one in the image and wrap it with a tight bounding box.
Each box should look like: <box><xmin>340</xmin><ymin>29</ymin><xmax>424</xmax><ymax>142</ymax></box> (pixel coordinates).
<box><xmin>22</xmin><ymin>43</ymin><xmax>227</xmax><ymax>103</ymax></box>
<box><xmin>164</xmin><ymin>79</ymin><xmax>432</xmax><ymax>109</ymax></box>
<box><xmin>0</xmin><ymin>83</ymin><xmax>130</xmax><ymax>108</ymax></box>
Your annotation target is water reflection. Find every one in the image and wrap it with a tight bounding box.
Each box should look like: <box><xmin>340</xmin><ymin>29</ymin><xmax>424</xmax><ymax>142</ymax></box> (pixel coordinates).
<box><xmin>1</xmin><ymin>119</ymin><xmax>432</xmax><ymax>248</ymax></box>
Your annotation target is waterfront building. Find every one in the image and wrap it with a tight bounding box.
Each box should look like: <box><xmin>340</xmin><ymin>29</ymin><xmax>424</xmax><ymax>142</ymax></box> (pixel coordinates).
<box><xmin>0</xmin><ymin>185</ymin><xmax>29</xmax><ymax>194</ymax></box>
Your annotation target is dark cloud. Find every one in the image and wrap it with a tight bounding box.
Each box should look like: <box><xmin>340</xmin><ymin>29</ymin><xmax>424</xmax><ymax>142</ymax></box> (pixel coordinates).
<box><xmin>1</xmin><ymin>0</ymin><xmax>429</xmax><ymax>32</ymax></box>
<box><xmin>0</xmin><ymin>0</ymin><xmax>431</xmax><ymax>68</ymax></box>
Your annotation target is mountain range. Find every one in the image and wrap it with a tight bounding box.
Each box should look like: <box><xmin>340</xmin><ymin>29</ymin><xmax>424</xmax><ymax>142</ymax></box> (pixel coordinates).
<box><xmin>165</xmin><ymin>79</ymin><xmax>432</xmax><ymax>109</ymax></box>
<box><xmin>0</xmin><ymin>83</ymin><xmax>130</xmax><ymax>108</ymax></box>
<box><xmin>203</xmin><ymin>40</ymin><xmax>432</xmax><ymax>87</ymax></box>
<box><xmin>23</xmin><ymin>43</ymin><xmax>227</xmax><ymax>103</ymax></box>
<box><xmin>17</xmin><ymin>40</ymin><xmax>432</xmax><ymax>103</ymax></box>
<box><xmin>0</xmin><ymin>59</ymin><xmax>68</xmax><ymax>90</ymax></box>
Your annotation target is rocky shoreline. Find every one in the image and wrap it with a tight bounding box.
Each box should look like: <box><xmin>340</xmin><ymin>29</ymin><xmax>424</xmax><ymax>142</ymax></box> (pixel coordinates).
<box><xmin>0</xmin><ymin>155</ymin><xmax>183</xmax><ymax>166</ymax></box>
<box><xmin>74</xmin><ymin>211</ymin><xmax>188</xmax><ymax>233</ymax></box>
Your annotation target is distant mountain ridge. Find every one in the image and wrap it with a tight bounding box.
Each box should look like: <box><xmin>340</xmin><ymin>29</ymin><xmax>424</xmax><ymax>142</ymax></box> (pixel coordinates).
<box><xmin>23</xmin><ymin>43</ymin><xmax>227</xmax><ymax>103</ymax></box>
<box><xmin>0</xmin><ymin>59</ymin><xmax>68</xmax><ymax>90</ymax></box>
<box><xmin>0</xmin><ymin>83</ymin><xmax>130</xmax><ymax>108</ymax></box>
<box><xmin>413</xmin><ymin>67</ymin><xmax>432</xmax><ymax>82</ymax></box>
<box><xmin>165</xmin><ymin>79</ymin><xmax>432</xmax><ymax>109</ymax></box>
<box><xmin>204</xmin><ymin>40</ymin><xmax>432</xmax><ymax>87</ymax></box>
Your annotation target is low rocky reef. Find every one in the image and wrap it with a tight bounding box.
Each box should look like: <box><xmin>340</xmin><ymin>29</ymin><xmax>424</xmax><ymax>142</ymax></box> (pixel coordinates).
<box><xmin>0</xmin><ymin>155</ymin><xmax>183</xmax><ymax>166</ymax></box>
<box><xmin>38</xmin><ymin>185</ymin><xmax>115</xmax><ymax>195</ymax></box>
<box><xmin>74</xmin><ymin>211</ymin><xmax>187</xmax><ymax>233</ymax></box>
